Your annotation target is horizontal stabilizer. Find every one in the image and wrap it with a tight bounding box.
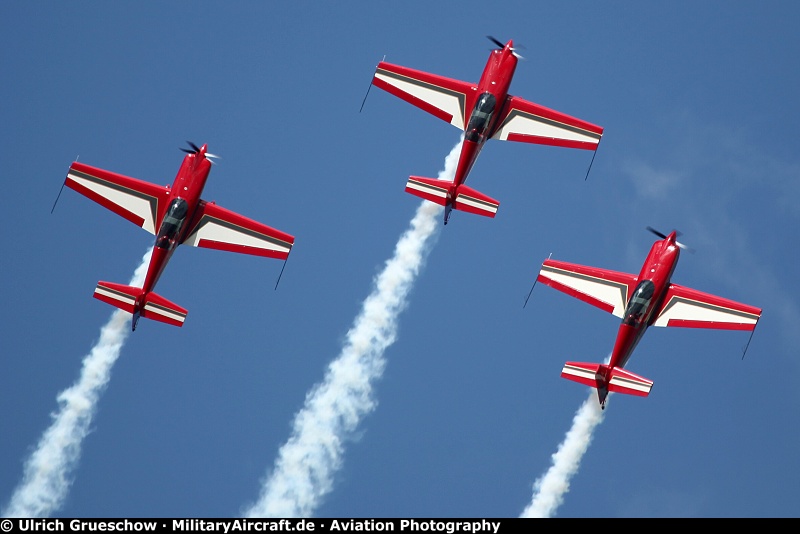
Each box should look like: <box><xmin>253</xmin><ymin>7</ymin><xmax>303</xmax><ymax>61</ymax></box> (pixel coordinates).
<box><xmin>561</xmin><ymin>361</ymin><xmax>653</xmax><ymax>398</ymax></box>
<box><xmin>453</xmin><ymin>184</ymin><xmax>499</xmax><ymax>218</ymax></box>
<box><xmin>93</xmin><ymin>281</ymin><xmax>141</xmax><ymax>314</ymax></box>
<box><xmin>93</xmin><ymin>282</ymin><xmax>187</xmax><ymax>328</ymax></box>
<box><xmin>607</xmin><ymin>367</ymin><xmax>653</xmax><ymax>397</ymax></box>
<box><xmin>404</xmin><ymin>177</ymin><xmax>499</xmax><ymax>218</ymax></box>
<box><xmin>140</xmin><ymin>291</ymin><xmax>188</xmax><ymax>328</ymax></box>
<box><xmin>405</xmin><ymin>176</ymin><xmax>453</xmax><ymax>207</ymax></box>
<box><xmin>561</xmin><ymin>361</ymin><xmax>603</xmax><ymax>389</ymax></box>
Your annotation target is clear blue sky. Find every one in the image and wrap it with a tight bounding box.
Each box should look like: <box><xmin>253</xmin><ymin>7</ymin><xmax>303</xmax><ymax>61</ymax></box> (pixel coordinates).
<box><xmin>2</xmin><ymin>1</ymin><xmax>799</xmax><ymax>518</ymax></box>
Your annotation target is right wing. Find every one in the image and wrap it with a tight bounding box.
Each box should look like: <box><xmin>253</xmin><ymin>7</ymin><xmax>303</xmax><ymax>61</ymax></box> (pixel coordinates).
<box><xmin>65</xmin><ymin>162</ymin><xmax>170</xmax><ymax>235</ymax></box>
<box><xmin>182</xmin><ymin>201</ymin><xmax>295</xmax><ymax>260</ymax></box>
<box><xmin>537</xmin><ymin>258</ymin><xmax>637</xmax><ymax>319</ymax></box>
<box><xmin>652</xmin><ymin>283</ymin><xmax>762</xmax><ymax>330</ymax></box>
<box><xmin>491</xmin><ymin>95</ymin><xmax>604</xmax><ymax>150</ymax></box>
<box><xmin>372</xmin><ymin>61</ymin><xmax>476</xmax><ymax>130</ymax></box>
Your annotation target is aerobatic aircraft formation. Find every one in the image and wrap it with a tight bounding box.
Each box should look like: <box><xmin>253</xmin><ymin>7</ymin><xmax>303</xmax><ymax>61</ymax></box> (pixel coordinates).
<box><xmin>57</xmin><ymin>36</ymin><xmax>762</xmax><ymax>409</ymax></box>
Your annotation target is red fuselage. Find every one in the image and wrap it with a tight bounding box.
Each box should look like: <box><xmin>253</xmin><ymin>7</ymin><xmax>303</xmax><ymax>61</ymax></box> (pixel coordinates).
<box><xmin>606</xmin><ymin>232</ymin><xmax>681</xmax><ymax>373</ymax></box>
<box><xmin>140</xmin><ymin>145</ymin><xmax>212</xmax><ymax>299</ymax></box>
<box><xmin>453</xmin><ymin>41</ymin><xmax>518</xmax><ymax>188</ymax></box>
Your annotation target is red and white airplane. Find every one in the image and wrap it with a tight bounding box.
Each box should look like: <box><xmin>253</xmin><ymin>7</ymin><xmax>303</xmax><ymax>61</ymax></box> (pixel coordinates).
<box><xmin>533</xmin><ymin>227</ymin><xmax>762</xmax><ymax>409</ymax></box>
<box><xmin>61</xmin><ymin>142</ymin><xmax>295</xmax><ymax>331</ymax></box>
<box><xmin>368</xmin><ymin>36</ymin><xmax>604</xmax><ymax>224</ymax></box>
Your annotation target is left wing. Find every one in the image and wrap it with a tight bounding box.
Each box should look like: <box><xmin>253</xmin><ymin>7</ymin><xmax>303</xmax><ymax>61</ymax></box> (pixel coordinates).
<box><xmin>652</xmin><ymin>283</ymin><xmax>762</xmax><ymax>330</ymax></box>
<box><xmin>65</xmin><ymin>162</ymin><xmax>170</xmax><ymax>235</ymax></box>
<box><xmin>182</xmin><ymin>201</ymin><xmax>294</xmax><ymax>260</ymax></box>
<box><xmin>537</xmin><ymin>259</ymin><xmax>637</xmax><ymax>319</ymax></box>
<box><xmin>491</xmin><ymin>96</ymin><xmax>603</xmax><ymax>150</ymax></box>
<box><xmin>372</xmin><ymin>61</ymin><xmax>476</xmax><ymax>130</ymax></box>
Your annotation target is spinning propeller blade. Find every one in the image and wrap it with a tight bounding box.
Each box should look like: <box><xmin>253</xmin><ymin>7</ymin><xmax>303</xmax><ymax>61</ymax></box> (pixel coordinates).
<box><xmin>487</xmin><ymin>35</ymin><xmax>505</xmax><ymax>49</ymax></box>
<box><xmin>179</xmin><ymin>141</ymin><xmax>219</xmax><ymax>162</ymax></box>
<box><xmin>646</xmin><ymin>226</ymin><xmax>694</xmax><ymax>253</ymax></box>
<box><xmin>180</xmin><ymin>141</ymin><xmax>202</xmax><ymax>154</ymax></box>
<box><xmin>487</xmin><ymin>35</ymin><xmax>525</xmax><ymax>59</ymax></box>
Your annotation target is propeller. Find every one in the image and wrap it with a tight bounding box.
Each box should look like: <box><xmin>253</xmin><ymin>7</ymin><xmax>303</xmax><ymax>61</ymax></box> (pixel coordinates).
<box><xmin>487</xmin><ymin>35</ymin><xmax>525</xmax><ymax>59</ymax></box>
<box><xmin>180</xmin><ymin>141</ymin><xmax>220</xmax><ymax>163</ymax></box>
<box><xmin>646</xmin><ymin>226</ymin><xmax>694</xmax><ymax>253</ymax></box>
<box><xmin>181</xmin><ymin>141</ymin><xmax>201</xmax><ymax>154</ymax></box>
<box><xmin>487</xmin><ymin>35</ymin><xmax>505</xmax><ymax>49</ymax></box>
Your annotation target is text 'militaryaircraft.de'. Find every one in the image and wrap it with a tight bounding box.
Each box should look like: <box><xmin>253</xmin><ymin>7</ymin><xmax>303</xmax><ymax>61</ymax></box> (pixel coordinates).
<box><xmin>365</xmin><ymin>36</ymin><xmax>604</xmax><ymax>224</ymax></box>
<box><xmin>58</xmin><ymin>142</ymin><xmax>295</xmax><ymax>331</ymax></box>
<box><xmin>530</xmin><ymin>227</ymin><xmax>762</xmax><ymax>409</ymax></box>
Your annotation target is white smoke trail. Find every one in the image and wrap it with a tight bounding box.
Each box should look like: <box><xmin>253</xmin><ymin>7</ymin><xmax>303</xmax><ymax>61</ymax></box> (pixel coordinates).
<box><xmin>3</xmin><ymin>248</ymin><xmax>152</xmax><ymax>518</ymax></box>
<box><xmin>242</xmin><ymin>142</ymin><xmax>462</xmax><ymax>518</ymax></box>
<box><xmin>520</xmin><ymin>389</ymin><xmax>606</xmax><ymax>518</ymax></box>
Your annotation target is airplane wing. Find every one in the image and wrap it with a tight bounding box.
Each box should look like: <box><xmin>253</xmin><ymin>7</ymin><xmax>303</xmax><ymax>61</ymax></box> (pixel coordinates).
<box><xmin>65</xmin><ymin>162</ymin><xmax>170</xmax><ymax>235</ymax></box>
<box><xmin>537</xmin><ymin>259</ymin><xmax>637</xmax><ymax>319</ymax></box>
<box><xmin>652</xmin><ymin>283</ymin><xmax>762</xmax><ymax>330</ymax></box>
<box><xmin>372</xmin><ymin>61</ymin><xmax>476</xmax><ymax>130</ymax></box>
<box><xmin>182</xmin><ymin>201</ymin><xmax>295</xmax><ymax>260</ymax></box>
<box><xmin>491</xmin><ymin>96</ymin><xmax>604</xmax><ymax>150</ymax></box>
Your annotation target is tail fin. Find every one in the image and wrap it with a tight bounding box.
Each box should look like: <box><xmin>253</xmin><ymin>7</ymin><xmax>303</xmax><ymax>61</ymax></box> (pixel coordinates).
<box><xmin>561</xmin><ymin>361</ymin><xmax>653</xmax><ymax>408</ymax></box>
<box><xmin>94</xmin><ymin>281</ymin><xmax>188</xmax><ymax>330</ymax></box>
<box><xmin>405</xmin><ymin>176</ymin><xmax>499</xmax><ymax>220</ymax></box>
